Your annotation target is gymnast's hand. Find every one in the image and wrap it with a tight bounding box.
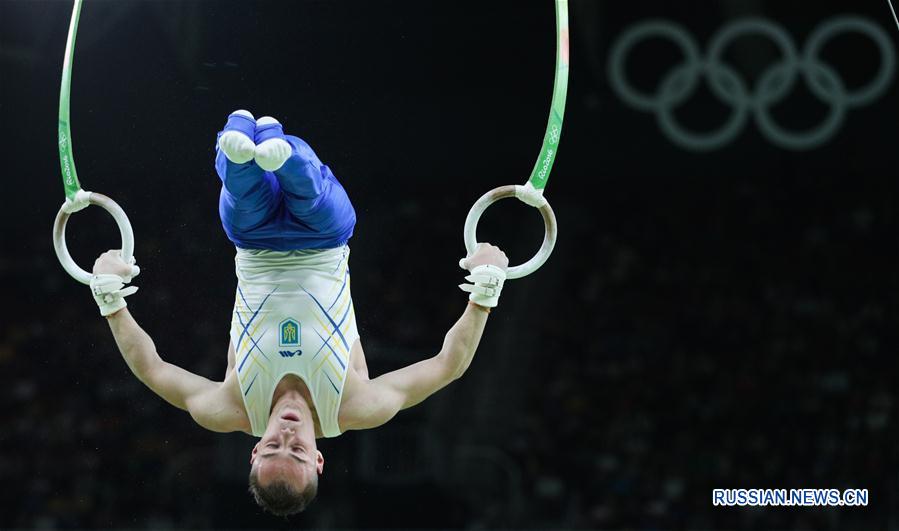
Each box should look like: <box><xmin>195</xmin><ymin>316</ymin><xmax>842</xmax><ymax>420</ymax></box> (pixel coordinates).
<box><xmin>459</xmin><ymin>243</ymin><xmax>508</xmax><ymax>309</ymax></box>
<box><xmin>460</xmin><ymin>242</ymin><xmax>508</xmax><ymax>271</ymax></box>
<box><xmin>90</xmin><ymin>250</ymin><xmax>140</xmax><ymax>317</ymax></box>
<box><xmin>92</xmin><ymin>250</ymin><xmax>136</xmax><ymax>277</ymax></box>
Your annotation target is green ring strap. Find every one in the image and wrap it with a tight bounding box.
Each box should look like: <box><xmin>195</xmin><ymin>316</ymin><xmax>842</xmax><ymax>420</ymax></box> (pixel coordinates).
<box><xmin>527</xmin><ymin>0</ymin><xmax>569</xmax><ymax>191</ymax></box>
<box><xmin>53</xmin><ymin>0</ymin><xmax>137</xmax><ymax>286</ymax></box>
<box><xmin>59</xmin><ymin>0</ymin><xmax>83</xmax><ymax>200</ymax></box>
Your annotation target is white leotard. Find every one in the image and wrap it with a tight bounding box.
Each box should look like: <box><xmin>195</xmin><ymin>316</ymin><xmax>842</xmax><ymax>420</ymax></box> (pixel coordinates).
<box><xmin>229</xmin><ymin>245</ymin><xmax>358</xmax><ymax>437</ymax></box>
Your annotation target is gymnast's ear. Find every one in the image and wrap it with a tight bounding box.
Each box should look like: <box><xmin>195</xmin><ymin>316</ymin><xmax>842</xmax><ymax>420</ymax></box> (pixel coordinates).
<box><xmin>250</xmin><ymin>444</ymin><xmax>259</xmax><ymax>464</ymax></box>
<box><xmin>316</xmin><ymin>451</ymin><xmax>324</xmax><ymax>475</ymax></box>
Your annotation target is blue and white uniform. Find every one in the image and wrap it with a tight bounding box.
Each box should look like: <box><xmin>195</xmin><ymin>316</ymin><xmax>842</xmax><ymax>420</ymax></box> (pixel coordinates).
<box><xmin>229</xmin><ymin>246</ymin><xmax>357</xmax><ymax>438</ymax></box>
<box><xmin>215</xmin><ymin>124</ymin><xmax>358</xmax><ymax>437</ymax></box>
<box><xmin>216</xmin><ymin>132</ymin><xmax>356</xmax><ymax>251</ymax></box>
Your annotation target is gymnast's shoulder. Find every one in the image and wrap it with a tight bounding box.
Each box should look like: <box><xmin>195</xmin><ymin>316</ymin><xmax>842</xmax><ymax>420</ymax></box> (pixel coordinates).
<box><xmin>187</xmin><ymin>369</ymin><xmax>252</xmax><ymax>434</ymax></box>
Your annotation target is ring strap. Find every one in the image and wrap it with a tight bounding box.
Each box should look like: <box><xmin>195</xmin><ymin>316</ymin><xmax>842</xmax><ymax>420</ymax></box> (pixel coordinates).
<box><xmin>462</xmin><ymin>1</ymin><xmax>567</xmax><ymax>280</ymax></box>
<box><xmin>527</xmin><ymin>0</ymin><xmax>569</xmax><ymax>191</ymax></box>
<box><xmin>53</xmin><ymin>0</ymin><xmax>136</xmax><ymax>285</ymax></box>
<box><xmin>58</xmin><ymin>0</ymin><xmax>83</xmax><ymax>200</ymax></box>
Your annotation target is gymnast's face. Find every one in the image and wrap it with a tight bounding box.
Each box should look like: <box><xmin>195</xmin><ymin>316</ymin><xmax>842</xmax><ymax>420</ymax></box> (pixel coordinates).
<box><xmin>250</xmin><ymin>409</ymin><xmax>324</xmax><ymax>489</ymax></box>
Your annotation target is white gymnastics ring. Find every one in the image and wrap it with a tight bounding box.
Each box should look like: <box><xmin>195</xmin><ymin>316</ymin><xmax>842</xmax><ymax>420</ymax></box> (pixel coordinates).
<box><xmin>462</xmin><ymin>185</ymin><xmax>557</xmax><ymax>280</ymax></box>
<box><xmin>53</xmin><ymin>191</ymin><xmax>136</xmax><ymax>285</ymax></box>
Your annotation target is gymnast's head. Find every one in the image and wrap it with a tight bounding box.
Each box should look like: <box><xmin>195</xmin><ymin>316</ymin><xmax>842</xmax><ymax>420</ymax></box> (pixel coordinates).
<box><xmin>248</xmin><ymin>404</ymin><xmax>324</xmax><ymax>516</ymax></box>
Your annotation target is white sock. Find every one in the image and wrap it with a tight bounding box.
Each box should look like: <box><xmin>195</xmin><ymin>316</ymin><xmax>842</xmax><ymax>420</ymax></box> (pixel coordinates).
<box><xmin>218</xmin><ymin>109</ymin><xmax>257</xmax><ymax>164</ymax></box>
<box><xmin>254</xmin><ymin>116</ymin><xmax>292</xmax><ymax>172</ymax></box>
<box><xmin>219</xmin><ymin>132</ymin><xmax>256</xmax><ymax>164</ymax></box>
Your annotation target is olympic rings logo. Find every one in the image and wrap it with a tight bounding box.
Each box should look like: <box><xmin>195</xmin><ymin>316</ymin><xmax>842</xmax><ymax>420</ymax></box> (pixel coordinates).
<box><xmin>608</xmin><ymin>16</ymin><xmax>896</xmax><ymax>151</ymax></box>
<box><xmin>548</xmin><ymin>124</ymin><xmax>561</xmax><ymax>144</ymax></box>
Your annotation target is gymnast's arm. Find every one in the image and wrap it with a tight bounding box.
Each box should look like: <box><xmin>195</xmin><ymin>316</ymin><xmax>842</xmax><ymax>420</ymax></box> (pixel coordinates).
<box><xmin>342</xmin><ymin>244</ymin><xmax>507</xmax><ymax>431</ymax></box>
<box><xmin>104</xmin><ymin>309</ymin><xmax>220</xmax><ymax>413</ymax></box>
<box><xmin>342</xmin><ymin>302</ymin><xmax>490</xmax><ymax>431</ymax></box>
<box><xmin>93</xmin><ymin>251</ymin><xmax>229</xmax><ymax>430</ymax></box>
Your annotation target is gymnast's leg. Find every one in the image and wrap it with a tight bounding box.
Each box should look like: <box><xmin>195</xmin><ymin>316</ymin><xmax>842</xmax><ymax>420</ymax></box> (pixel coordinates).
<box><xmin>215</xmin><ymin>110</ymin><xmax>282</xmax><ymax>248</ymax></box>
<box><xmin>254</xmin><ymin>116</ymin><xmax>356</xmax><ymax>247</ymax></box>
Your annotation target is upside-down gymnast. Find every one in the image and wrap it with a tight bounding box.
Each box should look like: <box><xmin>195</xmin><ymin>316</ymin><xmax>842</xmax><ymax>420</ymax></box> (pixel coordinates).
<box><xmin>88</xmin><ymin>110</ymin><xmax>509</xmax><ymax>516</ymax></box>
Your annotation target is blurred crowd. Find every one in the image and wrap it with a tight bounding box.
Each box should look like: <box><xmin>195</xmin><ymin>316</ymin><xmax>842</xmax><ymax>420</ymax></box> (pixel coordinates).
<box><xmin>2</xmin><ymin>170</ymin><xmax>897</xmax><ymax>529</ymax></box>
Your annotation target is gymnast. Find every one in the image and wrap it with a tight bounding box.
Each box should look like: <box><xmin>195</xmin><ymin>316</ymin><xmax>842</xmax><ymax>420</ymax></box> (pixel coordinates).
<box><xmin>89</xmin><ymin>110</ymin><xmax>509</xmax><ymax>516</ymax></box>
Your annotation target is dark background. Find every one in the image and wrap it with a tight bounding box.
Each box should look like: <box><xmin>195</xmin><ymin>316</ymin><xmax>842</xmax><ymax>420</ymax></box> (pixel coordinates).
<box><xmin>2</xmin><ymin>0</ymin><xmax>899</xmax><ymax>529</ymax></box>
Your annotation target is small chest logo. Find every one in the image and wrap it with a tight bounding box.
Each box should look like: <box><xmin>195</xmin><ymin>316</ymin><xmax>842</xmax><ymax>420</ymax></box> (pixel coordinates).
<box><xmin>279</xmin><ymin>318</ymin><xmax>301</xmax><ymax>347</ymax></box>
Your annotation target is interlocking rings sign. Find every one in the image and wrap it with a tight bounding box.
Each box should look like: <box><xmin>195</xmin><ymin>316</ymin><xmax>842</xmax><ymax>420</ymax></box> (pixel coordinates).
<box><xmin>608</xmin><ymin>16</ymin><xmax>896</xmax><ymax>151</ymax></box>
